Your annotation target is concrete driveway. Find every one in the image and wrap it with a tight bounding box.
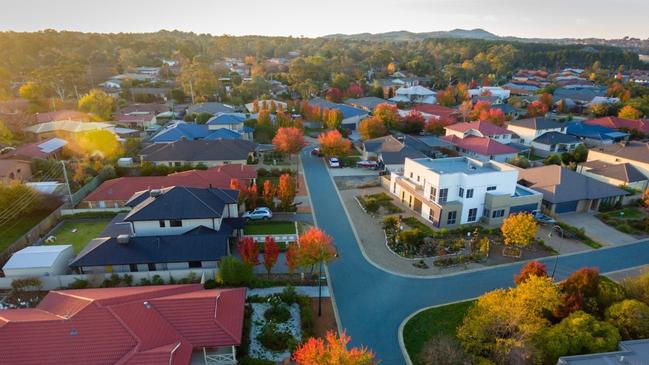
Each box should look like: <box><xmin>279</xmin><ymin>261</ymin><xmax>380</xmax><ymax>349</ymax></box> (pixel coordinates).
<box><xmin>558</xmin><ymin>212</ymin><xmax>637</xmax><ymax>246</ymax></box>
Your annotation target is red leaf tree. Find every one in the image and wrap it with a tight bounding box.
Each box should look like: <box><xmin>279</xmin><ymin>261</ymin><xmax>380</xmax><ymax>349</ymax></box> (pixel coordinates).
<box><xmin>358</xmin><ymin>117</ymin><xmax>387</xmax><ymax>141</ymax></box>
<box><xmin>230</xmin><ymin>178</ymin><xmax>248</xmax><ymax>206</ymax></box>
<box><xmin>325</xmin><ymin>87</ymin><xmax>344</xmax><ymax>103</ymax></box>
<box><xmin>514</xmin><ymin>260</ymin><xmax>548</xmax><ymax>285</ymax></box>
<box><xmin>237</xmin><ymin>237</ymin><xmax>259</xmax><ymax>266</ymax></box>
<box><xmin>285</xmin><ymin>242</ymin><xmax>300</xmax><ymax>274</ymax></box>
<box><xmin>277</xmin><ymin>173</ymin><xmax>296</xmax><ymax>211</ymax></box>
<box><xmin>262</xmin><ymin>179</ymin><xmax>275</xmax><ymax>208</ymax></box>
<box><xmin>263</xmin><ymin>236</ymin><xmax>280</xmax><ymax>278</ymax></box>
<box><xmin>318</xmin><ymin>130</ymin><xmax>351</xmax><ymax>157</ymax></box>
<box><xmin>399</xmin><ymin>110</ymin><xmax>425</xmax><ymax>134</ymax></box>
<box><xmin>557</xmin><ymin>267</ymin><xmax>601</xmax><ymax>317</ymax></box>
<box><xmin>246</xmin><ymin>184</ymin><xmax>258</xmax><ymax>210</ymax></box>
<box><xmin>273</xmin><ymin>127</ymin><xmax>306</xmax><ymax>156</ymax></box>
<box><xmin>293</xmin><ymin>330</ymin><xmax>376</xmax><ymax>365</ymax></box>
<box><xmin>298</xmin><ymin>227</ymin><xmax>336</xmax><ymax>272</ymax></box>
<box><xmin>345</xmin><ymin>83</ymin><xmax>364</xmax><ymax>98</ymax></box>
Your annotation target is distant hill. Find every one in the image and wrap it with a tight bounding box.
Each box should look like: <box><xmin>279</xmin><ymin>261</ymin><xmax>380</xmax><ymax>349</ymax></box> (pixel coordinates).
<box><xmin>323</xmin><ymin>28</ymin><xmax>649</xmax><ymax>53</ymax></box>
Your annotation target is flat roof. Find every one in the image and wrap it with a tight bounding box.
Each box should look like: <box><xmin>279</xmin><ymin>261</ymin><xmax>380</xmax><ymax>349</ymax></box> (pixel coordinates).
<box><xmin>3</xmin><ymin>245</ymin><xmax>72</xmax><ymax>269</ymax></box>
<box><xmin>410</xmin><ymin>157</ymin><xmax>501</xmax><ymax>175</ymax></box>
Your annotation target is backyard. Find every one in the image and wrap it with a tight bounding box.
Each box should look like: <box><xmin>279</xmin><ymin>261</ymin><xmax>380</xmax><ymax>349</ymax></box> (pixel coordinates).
<box><xmin>46</xmin><ymin>219</ymin><xmax>111</xmax><ymax>253</ymax></box>
<box><xmin>0</xmin><ymin>210</ymin><xmax>51</xmax><ymax>252</ymax></box>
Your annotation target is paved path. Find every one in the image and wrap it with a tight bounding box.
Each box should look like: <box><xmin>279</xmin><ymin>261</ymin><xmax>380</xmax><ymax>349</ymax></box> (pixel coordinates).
<box><xmin>301</xmin><ymin>149</ymin><xmax>649</xmax><ymax>365</ymax></box>
<box><xmin>559</xmin><ymin>212</ymin><xmax>637</xmax><ymax>246</ymax></box>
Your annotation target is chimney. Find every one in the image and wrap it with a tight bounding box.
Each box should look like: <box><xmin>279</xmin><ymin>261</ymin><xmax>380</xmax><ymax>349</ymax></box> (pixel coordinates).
<box><xmin>117</xmin><ymin>234</ymin><xmax>130</xmax><ymax>245</ymax></box>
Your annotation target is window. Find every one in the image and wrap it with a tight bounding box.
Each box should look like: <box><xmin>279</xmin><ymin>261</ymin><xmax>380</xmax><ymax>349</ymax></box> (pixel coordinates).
<box><xmin>410</xmin><ymin>172</ymin><xmax>413</xmax><ymax>178</ymax></box>
<box><xmin>466</xmin><ymin>189</ymin><xmax>474</xmax><ymax>199</ymax></box>
<box><xmin>159</xmin><ymin>220</ymin><xmax>166</xmax><ymax>227</ymax></box>
<box><xmin>174</xmin><ymin>162</ymin><xmax>181</xmax><ymax>167</ymax></box>
<box><xmin>492</xmin><ymin>209</ymin><xmax>505</xmax><ymax>218</ymax></box>
<box><xmin>417</xmin><ymin>175</ymin><xmax>420</xmax><ymax>182</ymax></box>
<box><xmin>446</xmin><ymin>211</ymin><xmax>457</xmax><ymax>225</ymax></box>
<box><xmin>129</xmin><ymin>264</ymin><xmax>138</xmax><ymax>272</ymax></box>
<box><xmin>429</xmin><ymin>187</ymin><xmax>437</xmax><ymax>201</ymax></box>
<box><xmin>170</xmin><ymin>219</ymin><xmax>183</xmax><ymax>227</ymax></box>
<box><xmin>459</xmin><ymin>187</ymin><xmax>464</xmax><ymax>198</ymax></box>
<box><xmin>468</xmin><ymin>208</ymin><xmax>477</xmax><ymax>222</ymax></box>
<box><xmin>189</xmin><ymin>261</ymin><xmax>202</xmax><ymax>268</ymax></box>
<box><xmin>148</xmin><ymin>263</ymin><xmax>156</xmax><ymax>271</ymax></box>
<box><xmin>438</xmin><ymin>188</ymin><xmax>448</xmax><ymax>203</ymax></box>
<box><xmin>483</xmin><ymin>208</ymin><xmax>489</xmax><ymax>217</ymax></box>
<box><xmin>487</xmin><ymin>186</ymin><xmax>496</xmax><ymax>191</ymax></box>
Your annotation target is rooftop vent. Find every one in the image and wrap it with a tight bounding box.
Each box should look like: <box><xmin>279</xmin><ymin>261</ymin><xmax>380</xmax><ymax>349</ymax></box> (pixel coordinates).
<box><xmin>149</xmin><ymin>189</ymin><xmax>162</xmax><ymax>198</ymax></box>
<box><xmin>143</xmin><ymin>301</ymin><xmax>151</xmax><ymax>309</ymax></box>
<box><xmin>117</xmin><ymin>234</ymin><xmax>130</xmax><ymax>245</ymax></box>
<box><xmin>70</xmin><ymin>328</ymin><xmax>77</xmax><ymax>336</ymax></box>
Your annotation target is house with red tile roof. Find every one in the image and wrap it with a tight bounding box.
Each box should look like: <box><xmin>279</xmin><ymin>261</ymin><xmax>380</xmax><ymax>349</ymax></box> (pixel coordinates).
<box><xmin>412</xmin><ymin>104</ymin><xmax>460</xmax><ymax>126</ymax></box>
<box><xmin>440</xmin><ymin>121</ymin><xmax>518</xmax><ymax>162</ymax></box>
<box><xmin>0</xmin><ymin>284</ymin><xmax>246</xmax><ymax>365</ymax></box>
<box><xmin>444</xmin><ymin>120</ymin><xmax>514</xmax><ymax>144</ymax></box>
<box><xmin>0</xmin><ymin>137</ymin><xmax>68</xmax><ymax>160</ymax></box>
<box><xmin>584</xmin><ymin>116</ymin><xmax>649</xmax><ymax>135</ymax></box>
<box><xmin>80</xmin><ymin>164</ymin><xmax>256</xmax><ymax>208</ymax></box>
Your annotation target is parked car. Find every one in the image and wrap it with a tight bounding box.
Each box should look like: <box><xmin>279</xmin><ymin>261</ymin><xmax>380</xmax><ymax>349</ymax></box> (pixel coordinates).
<box><xmin>328</xmin><ymin>157</ymin><xmax>340</xmax><ymax>168</ymax></box>
<box><xmin>531</xmin><ymin>210</ymin><xmax>556</xmax><ymax>224</ymax></box>
<box><xmin>242</xmin><ymin>207</ymin><xmax>273</xmax><ymax>221</ymax></box>
<box><xmin>311</xmin><ymin>148</ymin><xmax>322</xmax><ymax>156</ymax></box>
<box><xmin>357</xmin><ymin>160</ymin><xmax>379</xmax><ymax>169</ymax></box>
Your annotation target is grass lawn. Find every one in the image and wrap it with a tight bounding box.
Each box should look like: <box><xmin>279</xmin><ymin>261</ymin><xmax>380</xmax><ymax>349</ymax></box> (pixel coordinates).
<box><xmin>48</xmin><ymin>220</ymin><xmax>111</xmax><ymax>253</ymax></box>
<box><xmin>0</xmin><ymin>210</ymin><xmax>51</xmax><ymax>252</ymax></box>
<box><xmin>403</xmin><ymin>300</ymin><xmax>474</xmax><ymax>365</ymax></box>
<box><xmin>244</xmin><ymin>220</ymin><xmax>296</xmax><ymax>235</ymax></box>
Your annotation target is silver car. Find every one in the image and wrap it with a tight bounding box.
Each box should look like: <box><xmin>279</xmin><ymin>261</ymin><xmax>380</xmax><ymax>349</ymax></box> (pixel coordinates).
<box><xmin>242</xmin><ymin>207</ymin><xmax>273</xmax><ymax>221</ymax></box>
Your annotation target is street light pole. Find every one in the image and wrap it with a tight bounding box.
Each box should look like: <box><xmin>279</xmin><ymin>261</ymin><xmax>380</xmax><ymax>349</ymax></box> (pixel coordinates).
<box><xmin>550</xmin><ymin>225</ymin><xmax>564</xmax><ymax>279</ymax></box>
<box><xmin>318</xmin><ymin>259</ymin><xmax>323</xmax><ymax>317</ymax></box>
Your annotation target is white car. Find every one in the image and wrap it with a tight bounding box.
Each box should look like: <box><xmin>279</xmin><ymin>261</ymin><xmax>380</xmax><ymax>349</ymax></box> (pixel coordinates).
<box><xmin>242</xmin><ymin>207</ymin><xmax>273</xmax><ymax>221</ymax></box>
<box><xmin>328</xmin><ymin>157</ymin><xmax>340</xmax><ymax>168</ymax></box>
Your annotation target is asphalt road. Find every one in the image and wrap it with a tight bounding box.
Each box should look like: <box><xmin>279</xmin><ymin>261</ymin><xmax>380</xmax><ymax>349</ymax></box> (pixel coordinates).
<box><xmin>301</xmin><ymin>149</ymin><xmax>649</xmax><ymax>365</ymax></box>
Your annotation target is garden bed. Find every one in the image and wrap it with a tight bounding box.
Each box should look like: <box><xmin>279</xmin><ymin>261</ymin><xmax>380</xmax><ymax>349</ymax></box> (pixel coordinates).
<box><xmin>356</xmin><ymin>192</ymin><xmax>403</xmax><ymax>215</ymax></box>
<box><xmin>597</xmin><ymin>206</ymin><xmax>649</xmax><ymax>236</ymax></box>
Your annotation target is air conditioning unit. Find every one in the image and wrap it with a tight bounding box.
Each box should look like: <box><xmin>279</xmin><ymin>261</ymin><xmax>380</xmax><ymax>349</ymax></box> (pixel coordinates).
<box><xmin>117</xmin><ymin>235</ymin><xmax>130</xmax><ymax>245</ymax></box>
<box><xmin>149</xmin><ymin>189</ymin><xmax>162</xmax><ymax>198</ymax></box>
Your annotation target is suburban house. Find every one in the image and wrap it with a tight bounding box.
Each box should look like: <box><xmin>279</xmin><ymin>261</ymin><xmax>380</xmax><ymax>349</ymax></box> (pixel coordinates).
<box><xmin>566</xmin><ymin>122</ymin><xmax>629</xmax><ymax>146</ymax></box>
<box><xmin>584</xmin><ymin>116</ymin><xmax>649</xmax><ymax>135</ymax></box>
<box><xmin>441</xmin><ymin>121</ymin><xmax>518</xmax><ymax>162</ymax></box>
<box><xmin>35</xmin><ymin>110</ymin><xmax>94</xmax><ymax>123</ymax></box>
<box><xmin>113</xmin><ymin>111</ymin><xmax>157</xmax><ymax>130</ymax></box>
<box><xmin>468</xmin><ymin>86</ymin><xmax>511</xmax><ymax>100</ymax></box>
<box><xmin>389</xmin><ymin>157</ymin><xmax>542</xmax><ymax>228</ymax></box>
<box><xmin>530</xmin><ymin>132</ymin><xmax>583</xmax><ymax>157</ymax></box>
<box><xmin>187</xmin><ymin>102</ymin><xmax>236</xmax><ymax>116</ymax></box>
<box><xmin>0</xmin><ymin>137</ymin><xmax>68</xmax><ymax>160</ymax></box>
<box><xmin>308</xmin><ymin>98</ymin><xmax>368</xmax><ymax>130</ymax></box>
<box><xmin>585</xmin><ymin>141</ymin><xmax>649</xmax><ymax>176</ymax></box>
<box><xmin>557</xmin><ymin>339</ymin><xmax>649</xmax><ymax>365</ymax></box>
<box><xmin>140</xmin><ymin>139</ymin><xmax>257</xmax><ymax>167</ymax></box>
<box><xmin>24</xmin><ymin>120</ymin><xmax>117</xmax><ymax>140</ymax></box>
<box><xmin>0</xmin><ymin>159</ymin><xmax>32</xmax><ymax>183</ymax></box>
<box><xmin>517</xmin><ymin>165</ymin><xmax>628</xmax><ymax>214</ymax></box>
<box><xmin>553</xmin><ymin>86</ymin><xmax>607</xmax><ymax>107</ymax></box>
<box><xmin>392</xmin><ymin>85</ymin><xmax>436</xmax><ymax>104</ymax></box>
<box><xmin>244</xmin><ymin>99</ymin><xmax>287</xmax><ymax>113</ymax></box>
<box><xmin>206</xmin><ymin>113</ymin><xmax>254</xmax><ymax>140</ymax></box>
<box><xmin>71</xmin><ymin>186</ymin><xmax>242</xmax><ymax>273</ymax></box>
<box><xmin>506</xmin><ymin>117</ymin><xmax>566</xmax><ymax>146</ymax></box>
<box><xmin>345</xmin><ymin>97</ymin><xmax>394</xmax><ymax>112</ymax></box>
<box><xmin>81</xmin><ymin>164</ymin><xmax>256</xmax><ymax>208</ymax></box>
<box><xmin>577</xmin><ymin>160</ymin><xmax>648</xmax><ymax>192</ymax></box>
<box><xmin>412</xmin><ymin>104</ymin><xmax>460</xmax><ymax>126</ymax></box>
<box><xmin>2</xmin><ymin>245</ymin><xmax>74</xmax><ymax>277</ymax></box>
<box><xmin>0</xmin><ymin>285</ymin><xmax>246</xmax><ymax>365</ymax></box>
<box><xmin>361</xmin><ymin>135</ymin><xmax>427</xmax><ymax>171</ymax></box>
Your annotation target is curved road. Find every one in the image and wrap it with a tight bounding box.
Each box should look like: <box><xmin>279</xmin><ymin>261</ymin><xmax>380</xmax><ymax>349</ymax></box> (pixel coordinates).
<box><xmin>301</xmin><ymin>149</ymin><xmax>649</xmax><ymax>364</ymax></box>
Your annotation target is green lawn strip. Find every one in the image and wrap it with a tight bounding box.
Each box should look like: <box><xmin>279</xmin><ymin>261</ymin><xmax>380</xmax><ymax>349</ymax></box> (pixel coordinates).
<box><xmin>557</xmin><ymin>222</ymin><xmax>603</xmax><ymax>249</ymax></box>
<box><xmin>402</xmin><ymin>216</ymin><xmax>435</xmax><ymax>236</ymax></box>
<box><xmin>403</xmin><ymin>300</ymin><xmax>474</xmax><ymax>365</ymax></box>
<box><xmin>244</xmin><ymin>221</ymin><xmax>296</xmax><ymax>235</ymax></box>
<box><xmin>48</xmin><ymin>220</ymin><xmax>111</xmax><ymax>253</ymax></box>
<box><xmin>0</xmin><ymin>211</ymin><xmax>51</xmax><ymax>252</ymax></box>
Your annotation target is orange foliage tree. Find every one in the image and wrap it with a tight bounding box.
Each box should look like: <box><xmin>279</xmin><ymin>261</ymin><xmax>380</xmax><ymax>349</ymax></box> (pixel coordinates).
<box><xmin>246</xmin><ymin>184</ymin><xmax>257</xmax><ymax>210</ymax></box>
<box><xmin>230</xmin><ymin>178</ymin><xmax>248</xmax><ymax>205</ymax></box>
<box><xmin>373</xmin><ymin>103</ymin><xmax>400</xmax><ymax>129</ymax></box>
<box><xmin>514</xmin><ymin>260</ymin><xmax>548</xmax><ymax>286</ymax></box>
<box><xmin>318</xmin><ymin>130</ymin><xmax>351</xmax><ymax>157</ymax></box>
<box><xmin>237</xmin><ymin>236</ymin><xmax>259</xmax><ymax>266</ymax></box>
<box><xmin>285</xmin><ymin>242</ymin><xmax>300</xmax><ymax>274</ymax></box>
<box><xmin>277</xmin><ymin>173</ymin><xmax>296</xmax><ymax>211</ymax></box>
<box><xmin>263</xmin><ymin>236</ymin><xmax>280</xmax><ymax>278</ymax></box>
<box><xmin>358</xmin><ymin>117</ymin><xmax>387</xmax><ymax>140</ymax></box>
<box><xmin>293</xmin><ymin>331</ymin><xmax>376</xmax><ymax>365</ymax></box>
<box><xmin>262</xmin><ymin>179</ymin><xmax>275</xmax><ymax>208</ymax></box>
<box><xmin>273</xmin><ymin>127</ymin><xmax>306</xmax><ymax>156</ymax></box>
<box><xmin>619</xmin><ymin>105</ymin><xmax>643</xmax><ymax>119</ymax></box>
<box><xmin>298</xmin><ymin>227</ymin><xmax>336</xmax><ymax>272</ymax></box>
<box><xmin>481</xmin><ymin>108</ymin><xmax>506</xmax><ymax>126</ymax></box>
<box><xmin>258</xmin><ymin>109</ymin><xmax>271</xmax><ymax>126</ymax></box>
<box><xmin>527</xmin><ymin>100</ymin><xmax>549</xmax><ymax>117</ymax></box>
<box><xmin>470</xmin><ymin>100</ymin><xmax>491</xmax><ymax>120</ymax></box>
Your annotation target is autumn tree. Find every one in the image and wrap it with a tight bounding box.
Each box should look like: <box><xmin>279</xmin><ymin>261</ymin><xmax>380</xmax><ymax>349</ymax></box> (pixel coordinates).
<box><xmin>237</xmin><ymin>236</ymin><xmax>260</xmax><ymax>266</ymax></box>
<box><xmin>273</xmin><ymin>127</ymin><xmax>306</xmax><ymax>158</ymax></box>
<box><xmin>246</xmin><ymin>184</ymin><xmax>258</xmax><ymax>210</ymax></box>
<box><xmin>0</xmin><ymin>119</ymin><xmax>13</xmax><ymax>145</ymax></box>
<box><xmin>557</xmin><ymin>267</ymin><xmax>601</xmax><ymax>317</ymax></box>
<box><xmin>298</xmin><ymin>227</ymin><xmax>336</xmax><ymax>272</ymax></box>
<box><xmin>425</xmin><ymin>120</ymin><xmax>445</xmax><ymax>136</ymax></box>
<box><xmin>293</xmin><ymin>331</ymin><xmax>376</xmax><ymax>365</ymax></box>
<box><xmin>358</xmin><ymin>117</ymin><xmax>387</xmax><ymax>140</ymax></box>
<box><xmin>18</xmin><ymin>81</ymin><xmax>43</xmax><ymax>103</ymax></box>
<box><xmin>618</xmin><ymin>105</ymin><xmax>643</xmax><ymax>119</ymax></box>
<box><xmin>346</xmin><ymin>83</ymin><xmax>363</xmax><ymax>98</ymax></box>
<box><xmin>373</xmin><ymin>103</ymin><xmax>400</xmax><ymax>129</ymax></box>
<box><xmin>514</xmin><ymin>260</ymin><xmax>548</xmax><ymax>286</ymax></box>
<box><xmin>262</xmin><ymin>179</ymin><xmax>275</xmax><ymax>208</ymax></box>
<box><xmin>66</xmin><ymin>129</ymin><xmax>123</xmax><ymax>159</ymax></box>
<box><xmin>285</xmin><ymin>241</ymin><xmax>300</xmax><ymax>274</ymax></box>
<box><xmin>325</xmin><ymin>87</ymin><xmax>343</xmax><ymax>103</ymax></box>
<box><xmin>318</xmin><ymin>130</ymin><xmax>351</xmax><ymax>157</ymax></box>
<box><xmin>399</xmin><ymin>110</ymin><xmax>426</xmax><ymax>134</ymax></box>
<box><xmin>527</xmin><ymin>100</ymin><xmax>549</xmax><ymax>117</ymax></box>
<box><xmin>325</xmin><ymin>109</ymin><xmax>343</xmax><ymax>130</ymax></box>
<box><xmin>277</xmin><ymin>173</ymin><xmax>296</xmax><ymax>211</ymax></box>
<box><xmin>263</xmin><ymin>236</ymin><xmax>280</xmax><ymax>278</ymax></box>
<box><xmin>469</xmin><ymin>100</ymin><xmax>491</xmax><ymax>121</ymax></box>
<box><xmin>501</xmin><ymin>212</ymin><xmax>538</xmax><ymax>247</ymax></box>
<box><xmin>257</xmin><ymin>109</ymin><xmax>271</xmax><ymax>126</ymax></box>
<box><xmin>78</xmin><ymin>89</ymin><xmax>114</xmax><ymax>120</ymax></box>
<box><xmin>606</xmin><ymin>299</ymin><xmax>649</xmax><ymax>340</ymax></box>
<box><xmin>230</xmin><ymin>178</ymin><xmax>248</xmax><ymax>205</ymax></box>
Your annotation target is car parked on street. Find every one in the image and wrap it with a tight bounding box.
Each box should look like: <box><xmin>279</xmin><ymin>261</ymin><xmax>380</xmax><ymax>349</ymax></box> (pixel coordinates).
<box><xmin>328</xmin><ymin>157</ymin><xmax>340</xmax><ymax>168</ymax></box>
<box><xmin>242</xmin><ymin>207</ymin><xmax>273</xmax><ymax>221</ymax></box>
<box><xmin>311</xmin><ymin>148</ymin><xmax>322</xmax><ymax>156</ymax></box>
<box><xmin>357</xmin><ymin>160</ymin><xmax>380</xmax><ymax>169</ymax></box>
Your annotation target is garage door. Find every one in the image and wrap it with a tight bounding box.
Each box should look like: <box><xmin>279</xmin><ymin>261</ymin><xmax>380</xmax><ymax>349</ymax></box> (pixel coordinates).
<box><xmin>555</xmin><ymin>200</ymin><xmax>579</xmax><ymax>214</ymax></box>
<box><xmin>509</xmin><ymin>203</ymin><xmax>539</xmax><ymax>215</ymax></box>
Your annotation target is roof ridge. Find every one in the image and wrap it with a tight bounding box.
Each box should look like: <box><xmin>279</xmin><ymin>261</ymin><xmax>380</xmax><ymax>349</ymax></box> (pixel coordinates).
<box><xmin>182</xmin><ymin>187</ymin><xmax>222</xmax><ymax>217</ymax></box>
<box><xmin>211</xmin><ymin>292</ymin><xmax>241</xmax><ymax>343</ymax></box>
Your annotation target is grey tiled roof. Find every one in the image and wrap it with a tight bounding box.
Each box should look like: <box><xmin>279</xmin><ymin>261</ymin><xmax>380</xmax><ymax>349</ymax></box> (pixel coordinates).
<box><xmin>532</xmin><ymin>131</ymin><xmax>580</xmax><ymax>145</ymax></box>
<box><xmin>140</xmin><ymin>139</ymin><xmax>256</xmax><ymax>162</ymax></box>
<box><xmin>508</xmin><ymin>117</ymin><xmax>562</xmax><ymax>130</ymax></box>
<box><xmin>580</xmin><ymin>160</ymin><xmax>648</xmax><ymax>183</ymax></box>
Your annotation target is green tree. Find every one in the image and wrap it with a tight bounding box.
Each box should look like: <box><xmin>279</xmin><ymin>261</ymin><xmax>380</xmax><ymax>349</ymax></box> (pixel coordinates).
<box><xmin>606</xmin><ymin>299</ymin><xmax>649</xmax><ymax>340</ymax></box>
<box><xmin>217</xmin><ymin>256</ymin><xmax>254</xmax><ymax>286</ymax></box>
<box><xmin>572</xmin><ymin>144</ymin><xmax>588</xmax><ymax>163</ymax></box>
<box><xmin>544</xmin><ymin>154</ymin><xmax>561</xmax><ymax>166</ymax></box>
<box><xmin>78</xmin><ymin>89</ymin><xmax>114</xmax><ymax>120</ymax></box>
<box><xmin>0</xmin><ymin>119</ymin><xmax>13</xmax><ymax>145</ymax></box>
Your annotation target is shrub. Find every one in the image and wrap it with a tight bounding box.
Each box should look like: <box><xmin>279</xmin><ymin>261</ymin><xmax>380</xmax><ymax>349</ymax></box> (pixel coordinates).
<box><xmin>203</xmin><ymin>279</ymin><xmax>218</xmax><ymax>289</ymax></box>
<box><xmin>279</xmin><ymin>286</ymin><xmax>299</xmax><ymax>305</ymax></box>
<box><xmin>622</xmin><ymin>269</ymin><xmax>649</xmax><ymax>306</ymax></box>
<box><xmin>123</xmin><ymin>274</ymin><xmax>133</xmax><ymax>286</ymax></box>
<box><xmin>139</xmin><ymin>278</ymin><xmax>151</xmax><ymax>286</ymax></box>
<box><xmin>606</xmin><ymin>299</ymin><xmax>649</xmax><ymax>340</ymax></box>
<box><xmin>257</xmin><ymin>168</ymin><xmax>269</xmax><ymax>177</ymax></box>
<box><xmin>597</xmin><ymin>279</ymin><xmax>626</xmax><ymax>311</ymax></box>
<box><xmin>68</xmin><ymin>278</ymin><xmax>89</xmax><ymax>289</ymax></box>
<box><xmin>257</xmin><ymin>322</ymin><xmax>293</xmax><ymax>351</ymax></box>
<box><xmin>151</xmin><ymin>274</ymin><xmax>164</xmax><ymax>285</ymax></box>
<box><xmin>419</xmin><ymin>336</ymin><xmax>470</xmax><ymax>365</ymax></box>
<box><xmin>298</xmin><ymin>296</ymin><xmax>315</xmax><ymax>339</ymax></box>
<box><xmin>264</xmin><ymin>304</ymin><xmax>291</xmax><ymax>323</ymax></box>
<box><xmin>218</xmin><ymin>256</ymin><xmax>255</xmax><ymax>287</ymax></box>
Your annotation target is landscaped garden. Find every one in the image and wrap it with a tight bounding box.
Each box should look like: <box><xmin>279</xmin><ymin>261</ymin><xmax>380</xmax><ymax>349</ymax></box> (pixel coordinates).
<box><xmin>597</xmin><ymin>203</ymin><xmax>649</xmax><ymax>236</ymax></box>
<box><xmin>46</xmin><ymin>219</ymin><xmax>111</xmax><ymax>253</ymax></box>
<box><xmin>355</xmin><ymin>192</ymin><xmax>403</xmax><ymax>215</ymax></box>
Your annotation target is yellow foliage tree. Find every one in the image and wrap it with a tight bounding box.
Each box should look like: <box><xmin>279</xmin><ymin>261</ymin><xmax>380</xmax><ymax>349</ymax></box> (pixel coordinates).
<box><xmin>78</xmin><ymin>89</ymin><xmax>114</xmax><ymax>120</ymax></box>
<box><xmin>618</xmin><ymin>105</ymin><xmax>643</xmax><ymax>119</ymax></box>
<box><xmin>501</xmin><ymin>212</ymin><xmax>538</xmax><ymax>247</ymax></box>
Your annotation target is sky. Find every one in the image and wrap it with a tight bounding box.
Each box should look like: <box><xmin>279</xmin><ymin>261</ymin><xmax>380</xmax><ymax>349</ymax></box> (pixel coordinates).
<box><xmin>0</xmin><ymin>0</ymin><xmax>647</xmax><ymax>39</ymax></box>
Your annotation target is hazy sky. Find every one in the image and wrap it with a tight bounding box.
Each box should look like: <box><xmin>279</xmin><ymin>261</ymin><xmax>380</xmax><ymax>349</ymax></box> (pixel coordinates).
<box><xmin>0</xmin><ymin>0</ymin><xmax>647</xmax><ymax>39</ymax></box>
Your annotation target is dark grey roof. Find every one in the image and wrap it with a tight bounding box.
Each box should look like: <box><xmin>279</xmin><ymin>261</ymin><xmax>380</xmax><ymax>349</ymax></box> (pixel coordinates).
<box><xmin>363</xmin><ymin>135</ymin><xmax>405</xmax><ymax>153</ymax></box>
<box><xmin>140</xmin><ymin>139</ymin><xmax>256</xmax><ymax>162</ymax></box>
<box><xmin>580</xmin><ymin>161</ymin><xmax>648</xmax><ymax>183</ymax></box>
<box><xmin>70</xmin><ymin>225</ymin><xmax>232</xmax><ymax>267</ymax></box>
<box><xmin>592</xmin><ymin>141</ymin><xmax>649</xmax><ymax>164</ymax></box>
<box><xmin>344</xmin><ymin>97</ymin><xmax>393</xmax><ymax>111</ymax></box>
<box><xmin>553</xmin><ymin>87</ymin><xmax>606</xmax><ymax>103</ymax></box>
<box><xmin>517</xmin><ymin>165</ymin><xmax>628</xmax><ymax>204</ymax></box>
<box><xmin>508</xmin><ymin>117</ymin><xmax>562</xmax><ymax>130</ymax></box>
<box><xmin>381</xmin><ymin>146</ymin><xmax>426</xmax><ymax>164</ymax></box>
<box><xmin>187</xmin><ymin>102</ymin><xmax>235</xmax><ymax>115</ymax></box>
<box><xmin>124</xmin><ymin>186</ymin><xmax>238</xmax><ymax>221</ymax></box>
<box><xmin>532</xmin><ymin>131</ymin><xmax>580</xmax><ymax>145</ymax></box>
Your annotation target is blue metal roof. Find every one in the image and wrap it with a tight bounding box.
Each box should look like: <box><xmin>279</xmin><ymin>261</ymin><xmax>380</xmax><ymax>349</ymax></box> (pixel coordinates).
<box><xmin>205</xmin><ymin>128</ymin><xmax>242</xmax><ymax>140</ymax></box>
<box><xmin>150</xmin><ymin>121</ymin><xmax>246</xmax><ymax>143</ymax></box>
<box><xmin>309</xmin><ymin>98</ymin><xmax>368</xmax><ymax>119</ymax></box>
<box><xmin>566</xmin><ymin>122</ymin><xmax>628</xmax><ymax>141</ymax></box>
<box><xmin>206</xmin><ymin>113</ymin><xmax>246</xmax><ymax>126</ymax></box>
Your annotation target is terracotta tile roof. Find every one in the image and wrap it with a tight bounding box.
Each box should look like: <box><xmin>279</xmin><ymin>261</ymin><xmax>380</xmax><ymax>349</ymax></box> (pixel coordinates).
<box><xmin>441</xmin><ymin>135</ymin><xmax>519</xmax><ymax>156</ymax></box>
<box><xmin>84</xmin><ymin>164</ymin><xmax>256</xmax><ymax>203</ymax></box>
<box><xmin>444</xmin><ymin>120</ymin><xmax>510</xmax><ymax>136</ymax></box>
<box><xmin>585</xmin><ymin>117</ymin><xmax>649</xmax><ymax>134</ymax></box>
<box><xmin>0</xmin><ymin>285</ymin><xmax>245</xmax><ymax>365</ymax></box>
<box><xmin>412</xmin><ymin>105</ymin><xmax>459</xmax><ymax>125</ymax></box>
